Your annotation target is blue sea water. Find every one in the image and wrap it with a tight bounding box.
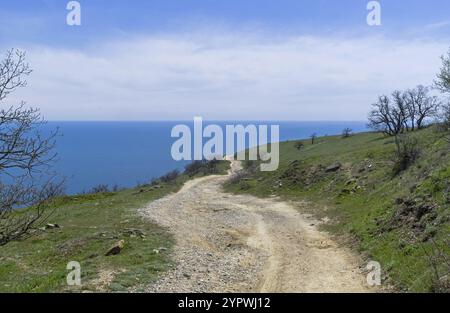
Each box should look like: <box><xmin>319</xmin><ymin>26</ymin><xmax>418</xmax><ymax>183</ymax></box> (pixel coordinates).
<box><xmin>46</xmin><ymin>121</ymin><xmax>367</xmax><ymax>194</ymax></box>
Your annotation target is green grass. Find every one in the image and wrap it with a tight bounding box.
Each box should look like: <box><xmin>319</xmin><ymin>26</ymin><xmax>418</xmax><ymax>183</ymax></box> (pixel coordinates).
<box><xmin>224</xmin><ymin>127</ymin><xmax>450</xmax><ymax>292</ymax></box>
<box><xmin>0</xmin><ymin>161</ymin><xmax>230</xmax><ymax>293</ymax></box>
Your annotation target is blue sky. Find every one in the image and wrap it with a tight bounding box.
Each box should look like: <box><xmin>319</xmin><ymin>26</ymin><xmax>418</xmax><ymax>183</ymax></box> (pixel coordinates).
<box><xmin>1</xmin><ymin>0</ymin><xmax>450</xmax><ymax>120</ymax></box>
<box><xmin>2</xmin><ymin>0</ymin><xmax>450</xmax><ymax>46</ymax></box>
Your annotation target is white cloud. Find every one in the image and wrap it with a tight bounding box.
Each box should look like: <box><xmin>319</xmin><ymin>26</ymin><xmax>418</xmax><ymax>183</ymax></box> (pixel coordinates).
<box><xmin>6</xmin><ymin>32</ymin><xmax>449</xmax><ymax>120</ymax></box>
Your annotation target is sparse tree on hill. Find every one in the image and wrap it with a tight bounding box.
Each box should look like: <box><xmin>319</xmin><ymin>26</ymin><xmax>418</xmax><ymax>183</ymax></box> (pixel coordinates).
<box><xmin>435</xmin><ymin>49</ymin><xmax>450</xmax><ymax>94</ymax></box>
<box><xmin>368</xmin><ymin>88</ymin><xmax>439</xmax><ymax>135</ymax></box>
<box><xmin>368</xmin><ymin>94</ymin><xmax>405</xmax><ymax>136</ymax></box>
<box><xmin>404</xmin><ymin>85</ymin><xmax>440</xmax><ymax>130</ymax></box>
<box><xmin>342</xmin><ymin>128</ymin><xmax>353</xmax><ymax>138</ymax></box>
<box><xmin>0</xmin><ymin>49</ymin><xmax>62</xmax><ymax>246</ymax></box>
<box><xmin>310</xmin><ymin>133</ymin><xmax>317</xmax><ymax>145</ymax></box>
<box><xmin>392</xmin><ymin>90</ymin><xmax>410</xmax><ymax>132</ymax></box>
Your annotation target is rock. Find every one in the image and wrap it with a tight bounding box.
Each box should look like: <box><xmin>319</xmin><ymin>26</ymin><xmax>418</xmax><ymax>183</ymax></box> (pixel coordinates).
<box><xmin>325</xmin><ymin>163</ymin><xmax>341</xmax><ymax>172</ymax></box>
<box><xmin>45</xmin><ymin>223</ymin><xmax>60</xmax><ymax>229</ymax></box>
<box><xmin>395</xmin><ymin>197</ymin><xmax>404</xmax><ymax>205</ymax></box>
<box><xmin>123</xmin><ymin>228</ymin><xmax>146</xmax><ymax>238</ymax></box>
<box><xmin>340</xmin><ymin>188</ymin><xmax>351</xmax><ymax>195</ymax></box>
<box><xmin>105</xmin><ymin>240</ymin><xmax>125</xmax><ymax>256</ymax></box>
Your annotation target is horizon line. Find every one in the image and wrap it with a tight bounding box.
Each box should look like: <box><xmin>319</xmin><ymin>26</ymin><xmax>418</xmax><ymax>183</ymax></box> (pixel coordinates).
<box><xmin>46</xmin><ymin>119</ymin><xmax>368</xmax><ymax>123</ymax></box>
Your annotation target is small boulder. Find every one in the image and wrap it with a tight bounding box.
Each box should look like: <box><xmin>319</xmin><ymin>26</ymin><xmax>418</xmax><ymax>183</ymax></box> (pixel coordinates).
<box><xmin>325</xmin><ymin>163</ymin><xmax>341</xmax><ymax>172</ymax></box>
<box><xmin>45</xmin><ymin>223</ymin><xmax>60</xmax><ymax>229</ymax></box>
<box><xmin>105</xmin><ymin>240</ymin><xmax>125</xmax><ymax>256</ymax></box>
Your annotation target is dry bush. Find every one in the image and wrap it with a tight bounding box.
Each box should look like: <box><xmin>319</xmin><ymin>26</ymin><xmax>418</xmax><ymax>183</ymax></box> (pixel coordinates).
<box><xmin>392</xmin><ymin>135</ymin><xmax>420</xmax><ymax>175</ymax></box>
<box><xmin>424</xmin><ymin>239</ymin><xmax>450</xmax><ymax>293</ymax></box>
<box><xmin>159</xmin><ymin>169</ymin><xmax>180</xmax><ymax>183</ymax></box>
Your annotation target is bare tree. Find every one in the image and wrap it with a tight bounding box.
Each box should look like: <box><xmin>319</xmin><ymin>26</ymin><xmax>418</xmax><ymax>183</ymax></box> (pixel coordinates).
<box><xmin>310</xmin><ymin>133</ymin><xmax>317</xmax><ymax>145</ymax></box>
<box><xmin>368</xmin><ymin>95</ymin><xmax>394</xmax><ymax>135</ymax></box>
<box><xmin>342</xmin><ymin>128</ymin><xmax>352</xmax><ymax>138</ymax></box>
<box><xmin>368</xmin><ymin>93</ymin><xmax>407</xmax><ymax>136</ymax></box>
<box><xmin>404</xmin><ymin>85</ymin><xmax>440</xmax><ymax>130</ymax></box>
<box><xmin>435</xmin><ymin>49</ymin><xmax>450</xmax><ymax>94</ymax></box>
<box><xmin>0</xmin><ymin>49</ymin><xmax>62</xmax><ymax>246</ymax></box>
<box><xmin>404</xmin><ymin>88</ymin><xmax>420</xmax><ymax>131</ymax></box>
<box><xmin>368</xmin><ymin>88</ymin><xmax>439</xmax><ymax>135</ymax></box>
<box><xmin>391</xmin><ymin>90</ymin><xmax>410</xmax><ymax>132</ymax></box>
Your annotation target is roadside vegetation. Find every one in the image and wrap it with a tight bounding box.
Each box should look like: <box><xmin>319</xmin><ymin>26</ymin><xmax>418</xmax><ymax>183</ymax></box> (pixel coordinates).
<box><xmin>0</xmin><ymin>159</ymin><xmax>229</xmax><ymax>292</ymax></box>
<box><xmin>225</xmin><ymin>128</ymin><xmax>449</xmax><ymax>292</ymax></box>
<box><xmin>0</xmin><ymin>48</ymin><xmax>232</xmax><ymax>292</ymax></box>
<box><xmin>225</xmin><ymin>48</ymin><xmax>450</xmax><ymax>292</ymax></box>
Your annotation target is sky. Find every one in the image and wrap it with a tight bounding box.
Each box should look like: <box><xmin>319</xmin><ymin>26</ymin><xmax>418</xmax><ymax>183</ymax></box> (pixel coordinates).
<box><xmin>0</xmin><ymin>0</ymin><xmax>450</xmax><ymax>121</ymax></box>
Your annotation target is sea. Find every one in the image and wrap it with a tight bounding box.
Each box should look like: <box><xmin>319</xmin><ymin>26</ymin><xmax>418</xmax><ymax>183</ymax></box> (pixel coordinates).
<box><xmin>44</xmin><ymin>121</ymin><xmax>367</xmax><ymax>194</ymax></box>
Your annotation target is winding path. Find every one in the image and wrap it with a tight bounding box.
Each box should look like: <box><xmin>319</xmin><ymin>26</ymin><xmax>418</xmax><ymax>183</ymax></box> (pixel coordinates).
<box><xmin>140</xmin><ymin>161</ymin><xmax>370</xmax><ymax>293</ymax></box>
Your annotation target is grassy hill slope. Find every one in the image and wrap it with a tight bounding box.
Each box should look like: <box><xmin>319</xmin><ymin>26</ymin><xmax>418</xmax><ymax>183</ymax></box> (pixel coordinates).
<box><xmin>225</xmin><ymin>127</ymin><xmax>450</xmax><ymax>292</ymax></box>
<box><xmin>0</xmin><ymin>161</ymin><xmax>230</xmax><ymax>292</ymax></box>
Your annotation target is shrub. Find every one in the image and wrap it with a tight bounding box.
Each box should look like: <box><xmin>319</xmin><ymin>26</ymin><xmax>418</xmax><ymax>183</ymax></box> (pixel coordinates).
<box><xmin>159</xmin><ymin>169</ymin><xmax>180</xmax><ymax>183</ymax></box>
<box><xmin>425</xmin><ymin>239</ymin><xmax>450</xmax><ymax>293</ymax></box>
<box><xmin>294</xmin><ymin>141</ymin><xmax>304</xmax><ymax>150</ymax></box>
<box><xmin>88</xmin><ymin>184</ymin><xmax>110</xmax><ymax>194</ymax></box>
<box><xmin>392</xmin><ymin>135</ymin><xmax>420</xmax><ymax>175</ymax></box>
<box><xmin>228</xmin><ymin>161</ymin><xmax>258</xmax><ymax>185</ymax></box>
<box><xmin>184</xmin><ymin>160</ymin><xmax>205</xmax><ymax>176</ymax></box>
<box><xmin>111</xmin><ymin>184</ymin><xmax>122</xmax><ymax>192</ymax></box>
<box><xmin>228</xmin><ymin>170</ymin><xmax>248</xmax><ymax>185</ymax></box>
<box><xmin>342</xmin><ymin>128</ymin><xmax>353</xmax><ymax>138</ymax></box>
<box><xmin>184</xmin><ymin>159</ymin><xmax>222</xmax><ymax>177</ymax></box>
<box><xmin>242</xmin><ymin>159</ymin><xmax>258</xmax><ymax>170</ymax></box>
<box><xmin>443</xmin><ymin>103</ymin><xmax>450</xmax><ymax>125</ymax></box>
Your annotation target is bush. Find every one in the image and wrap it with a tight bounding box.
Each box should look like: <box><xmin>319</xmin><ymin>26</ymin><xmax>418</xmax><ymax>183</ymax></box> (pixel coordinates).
<box><xmin>184</xmin><ymin>160</ymin><xmax>205</xmax><ymax>176</ymax></box>
<box><xmin>392</xmin><ymin>135</ymin><xmax>420</xmax><ymax>175</ymax></box>
<box><xmin>87</xmin><ymin>184</ymin><xmax>110</xmax><ymax>194</ymax></box>
<box><xmin>342</xmin><ymin>128</ymin><xmax>353</xmax><ymax>138</ymax></box>
<box><xmin>443</xmin><ymin>103</ymin><xmax>450</xmax><ymax>125</ymax></box>
<box><xmin>228</xmin><ymin>169</ymin><xmax>249</xmax><ymax>185</ymax></box>
<box><xmin>228</xmin><ymin>161</ymin><xmax>258</xmax><ymax>185</ymax></box>
<box><xmin>294</xmin><ymin>141</ymin><xmax>304</xmax><ymax>150</ymax></box>
<box><xmin>425</xmin><ymin>239</ymin><xmax>450</xmax><ymax>293</ymax></box>
<box><xmin>184</xmin><ymin>159</ymin><xmax>221</xmax><ymax>177</ymax></box>
<box><xmin>159</xmin><ymin>169</ymin><xmax>180</xmax><ymax>183</ymax></box>
<box><xmin>242</xmin><ymin>160</ymin><xmax>258</xmax><ymax>171</ymax></box>
<box><xmin>111</xmin><ymin>184</ymin><xmax>122</xmax><ymax>192</ymax></box>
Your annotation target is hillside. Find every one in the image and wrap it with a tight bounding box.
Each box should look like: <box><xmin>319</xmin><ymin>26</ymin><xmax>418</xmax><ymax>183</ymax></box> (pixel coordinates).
<box><xmin>0</xmin><ymin>161</ymin><xmax>230</xmax><ymax>292</ymax></box>
<box><xmin>224</xmin><ymin>126</ymin><xmax>450</xmax><ymax>292</ymax></box>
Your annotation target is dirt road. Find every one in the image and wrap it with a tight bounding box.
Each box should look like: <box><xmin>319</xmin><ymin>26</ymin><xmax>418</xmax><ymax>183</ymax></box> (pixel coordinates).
<box><xmin>140</xmin><ymin>161</ymin><xmax>370</xmax><ymax>293</ymax></box>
